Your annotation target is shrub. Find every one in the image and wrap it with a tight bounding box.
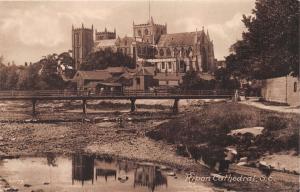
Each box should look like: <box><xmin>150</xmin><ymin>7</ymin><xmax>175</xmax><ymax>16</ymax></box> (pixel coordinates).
<box><xmin>264</xmin><ymin>116</ymin><xmax>288</xmax><ymax>132</ymax></box>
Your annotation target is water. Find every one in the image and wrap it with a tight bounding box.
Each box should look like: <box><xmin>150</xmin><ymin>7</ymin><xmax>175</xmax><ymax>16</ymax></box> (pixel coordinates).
<box><xmin>0</xmin><ymin>154</ymin><xmax>213</xmax><ymax>192</ymax></box>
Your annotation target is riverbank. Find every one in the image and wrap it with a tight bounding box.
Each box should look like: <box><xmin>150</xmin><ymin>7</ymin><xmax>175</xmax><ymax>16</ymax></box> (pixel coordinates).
<box><xmin>0</xmin><ymin>100</ymin><xmax>299</xmax><ymax>191</ymax></box>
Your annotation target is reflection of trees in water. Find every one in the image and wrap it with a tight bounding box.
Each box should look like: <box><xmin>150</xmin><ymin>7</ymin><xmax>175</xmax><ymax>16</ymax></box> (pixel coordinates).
<box><xmin>117</xmin><ymin>160</ymin><xmax>136</xmax><ymax>174</ymax></box>
<box><xmin>94</xmin><ymin>156</ymin><xmax>117</xmax><ymax>182</ymax></box>
<box><xmin>46</xmin><ymin>153</ymin><xmax>57</xmax><ymax>167</ymax></box>
<box><xmin>134</xmin><ymin>165</ymin><xmax>167</xmax><ymax>192</ymax></box>
<box><xmin>96</xmin><ymin>168</ymin><xmax>116</xmax><ymax>181</ymax></box>
<box><xmin>72</xmin><ymin>154</ymin><xmax>94</xmax><ymax>186</ymax></box>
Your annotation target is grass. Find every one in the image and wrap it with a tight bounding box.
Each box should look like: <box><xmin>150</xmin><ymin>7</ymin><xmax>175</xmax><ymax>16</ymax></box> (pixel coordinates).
<box><xmin>146</xmin><ymin>102</ymin><xmax>299</xmax><ymax>158</ymax></box>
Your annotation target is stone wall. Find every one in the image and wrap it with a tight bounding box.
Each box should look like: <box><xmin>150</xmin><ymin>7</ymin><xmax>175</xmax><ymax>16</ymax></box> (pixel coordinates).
<box><xmin>261</xmin><ymin>76</ymin><xmax>300</xmax><ymax>106</ymax></box>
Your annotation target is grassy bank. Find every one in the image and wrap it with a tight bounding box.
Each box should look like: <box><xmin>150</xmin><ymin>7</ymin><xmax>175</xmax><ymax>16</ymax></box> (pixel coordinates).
<box><xmin>146</xmin><ymin>102</ymin><xmax>299</xmax><ymax>159</ymax></box>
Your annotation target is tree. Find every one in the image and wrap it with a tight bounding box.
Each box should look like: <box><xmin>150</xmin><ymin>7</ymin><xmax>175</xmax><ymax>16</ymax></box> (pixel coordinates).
<box><xmin>80</xmin><ymin>48</ymin><xmax>135</xmax><ymax>70</ymax></box>
<box><xmin>226</xmin><ymin>0</ymin><xmax>299</xmax><ymax>79</ymax></box>
<box><xmin>38</xmin><ymin>54</ymin><xmax>66</xmax><ymax>89</ymax></box>
<box><xmin>181</xmin><ymin>70</ymin><xmax>217</xmax><ymax>90</ymax></box>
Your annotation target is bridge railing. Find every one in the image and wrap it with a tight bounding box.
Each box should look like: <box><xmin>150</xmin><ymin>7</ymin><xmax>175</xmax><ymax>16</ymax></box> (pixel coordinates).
<box><xmin>0</xmin><ymin>89</ymin><xmax>236</xmax><ymax>98</ymax></box>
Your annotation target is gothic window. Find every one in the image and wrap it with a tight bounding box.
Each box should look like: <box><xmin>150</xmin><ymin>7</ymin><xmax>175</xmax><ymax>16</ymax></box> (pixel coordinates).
<box><xmin>75</xmin><ymin>33</ymin><xmax>80</xmax><ymax>45</ymax></box>
<box><xmin>181</xmin><ymin>47</ymin><xmax>185</xmax><ymax>57</ymax></box>
<box><xmin>137</xmin><ymin>46</ymin><xmax>141</xmax><ymax>54</ymax></box>
<box><xmin>162</xmin><ymin>62</ymin><xmax>165</xmax><ymax>69</ymax></box>
<box><xmin>187</xmin><ymin>47</ymin><xmax>193</xmax><ymax>56</ymax></box>
<box><xmin>294</xmin><ymin>82</ymin><xmax>297</xmax><ymax>92</ymax></box>
<box><xmin>168</xmin><ymin>62</ymin><xmax>172</xmax><ymax>69</ymax></box>
<box><xmin>174</xmin><ymin>48</ymin><xmax>178</xmax><ymax>56</ymax></box>
<box><xmin>138</xmin><ymin>29</ymin><xmax>142</xmax><ymax>36</ymax></box>
<box><xmin>136</xmin><ymin>78</ymin><xmax>140</xmax><ymax>85</ymax></box>
<box><xmin>159</xmin><ymin>49</ymin><xmax>164</xmax><ymax>56</ymax></box>
<box><xmin>144</xmin><ymin>29</ymin><xmax>149</xmax><ymax>35</ymax></box>
<box><xmin>154</xmin><ymin>48</ymin><xmax>158</xmax><ymax>55</ymax></box>
<box><xmin>143</xmin><ymin>47</ymin><xmax>147</xmax><ymax>55</ymax></box>
<box><xmin>166</xmin><ymin>48</ymin><xmax>171</xmax><ymax>56</ymax></box>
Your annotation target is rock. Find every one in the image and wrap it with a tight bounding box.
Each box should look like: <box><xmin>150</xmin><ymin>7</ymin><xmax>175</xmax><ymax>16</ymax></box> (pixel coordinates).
<box><xmin>117</xmin><ymin>175</ymin><xmax>128</xmax><ymax>183</ymax></box>
<box><xmin>43</xmin><ymin>182</ymin><xmax>49</xmax><ymax>185</ymax></box>
<box><xmin>3</xmin><ymin>187</ymin><xmax>18</xmax><ymax>192</ymax></box>
<box><xmin>237</xmin><ymin>162</ymin><xmax>247</xmax><ymax>166</ymax></box>
<box><xmin>31</xmin><ymin>189</ymin><xmax>44</xmax><ymax>192</ymax></box>
<box><xmin>0</xmin><ymin>136</ymin><xmax>3</xmax><ymax>141</ymax></box>
<box><xmin>239</xmin><ymin>157</ymin><xmax>248</xmax><ymax>163</ymax></box>
<box><xmin>24</xmin><ymin>184</ymin><xmax>31</xmax><ymax>187</ymax></box>
<box><xmin>167</xmin><ymin>172</ymin><xmax>176</xmax><ymax>176</ymax></box>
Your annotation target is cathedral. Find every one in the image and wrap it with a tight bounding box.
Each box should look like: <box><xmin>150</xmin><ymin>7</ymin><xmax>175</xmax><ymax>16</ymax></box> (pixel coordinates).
<box><xmin>71</xmin><ymin>17</ymin><xmax>216</xmax><ymax>75</ymax></box>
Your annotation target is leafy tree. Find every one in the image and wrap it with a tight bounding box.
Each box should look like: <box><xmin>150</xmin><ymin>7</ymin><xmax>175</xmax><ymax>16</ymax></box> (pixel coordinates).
<box><xmin>80</xmin><ymin>48</ymin><xmax>135</xmax><ymax>70</ymax></box>
<box><xmin>181</xmin><ymin>70</ymin><xmax>217</xmax><ymax>90</ymax></box>
<box><xmin>226</xmin><ymin>0</ymin><xmax>299</xmax><ymax>79</ymax></box>
<box><xmin>38</xmin><ymin>54</ymin><xmax>66</xmax><ymax>89</ymax></box>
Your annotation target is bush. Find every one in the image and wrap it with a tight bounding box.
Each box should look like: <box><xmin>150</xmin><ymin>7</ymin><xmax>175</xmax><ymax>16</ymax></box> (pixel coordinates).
<box><xmin>264</xmin><ymin>116</ymin><xmax>287</xmax><ymax>132</ymax></box>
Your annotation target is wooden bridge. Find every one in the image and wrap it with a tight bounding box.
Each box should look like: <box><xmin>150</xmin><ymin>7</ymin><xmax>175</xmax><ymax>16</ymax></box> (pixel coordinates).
<box><xmin>0</xmin><ymin>90</ymin><xmax>237</xmax><ymax>115</ymax></box>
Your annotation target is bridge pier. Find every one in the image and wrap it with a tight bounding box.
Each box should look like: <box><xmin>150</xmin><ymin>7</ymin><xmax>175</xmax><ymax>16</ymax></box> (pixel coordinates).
<box><xmin>32</xmin><ymin>99</ymin><xmax>37</xmax><ymax>117</ymax></box>
<box><xmin>130</xmin><ymin>98</ymin><xmax>136</xmax><ymax>112</ymax></box>
<box><xmin>172</xmin><ymin>99</ymin><xmax>179</xmax><ymax>114</ymax></box>
<box><xmin>82</xmin><ymin>99</ymin><xmax>87</xmax><ymax>116</ymax></box>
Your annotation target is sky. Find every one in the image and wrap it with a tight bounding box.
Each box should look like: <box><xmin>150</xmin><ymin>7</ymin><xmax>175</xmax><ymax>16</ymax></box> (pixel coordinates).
<box><xmin>0</xmin><ymin>0</ymin><xmax>255</xmax><ymax>65</ymax></box>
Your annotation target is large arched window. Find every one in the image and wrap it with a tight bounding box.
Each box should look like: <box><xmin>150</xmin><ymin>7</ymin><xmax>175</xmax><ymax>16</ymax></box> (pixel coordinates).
<box><xmin>137</xmin><ymin>46</ymin><xmax>141</xmax><ymax>54</ymax></box>
<box><xmin>174</xmin><ymin>48</ymin><xmax>178</xmax><ymax>57</ymax></box>
<box><xmin>138</xmin><ymin>30</ymin><xmax>142</xmax><ymax>36</ymax></box>
<box><xmin>144</xmin><ymin>29</ymin><xmax>149</xmax><ymax>35</ymax></box>
<box><xmin>159</xmin><ymin>49</ymin><xmax>165</xmax><ymax>56</ymax></box>
<box><xmin>187</xmin><ymin>47</ymin><xmax>192</xmax><ymax>56</ymax></box>
<box><xmin>166</xmin><ymin>48</ymin><xmax>171</xmax><ymax>56</ymax></box>
<box><xmin>181</xmin><ymin>47</ymin><xmax>185</xmax><ymax>57</ymax></box>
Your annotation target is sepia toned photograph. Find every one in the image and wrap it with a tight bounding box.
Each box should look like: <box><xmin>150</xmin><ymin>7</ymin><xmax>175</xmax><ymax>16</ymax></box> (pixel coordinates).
<box><xmin>0</xmin><ymin>0</ymin><xmax>299</xmax><ymax>191</ymax></box>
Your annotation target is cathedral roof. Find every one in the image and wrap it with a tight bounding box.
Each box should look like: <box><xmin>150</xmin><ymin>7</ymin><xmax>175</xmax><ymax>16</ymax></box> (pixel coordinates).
<box><xmin>94</xmin><ymin>39</ymin><xmax>116</xmax><ymax>48</ymax></box>
<box><xmin>115</xmin><ymin>36</ymin><xmax>135</xmax><ymax>46</ymax></box>
<box><xmin>157</xmin><ymin>32</ymin><xmax>204</xmax><ymax>47</ymax></box>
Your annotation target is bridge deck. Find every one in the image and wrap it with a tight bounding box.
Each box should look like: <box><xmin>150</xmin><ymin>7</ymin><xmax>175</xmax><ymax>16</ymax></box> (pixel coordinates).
<box><xmin>0</xmin><ymin>90</ymin><xmax>235</xmax><ymax>100</ymax></box>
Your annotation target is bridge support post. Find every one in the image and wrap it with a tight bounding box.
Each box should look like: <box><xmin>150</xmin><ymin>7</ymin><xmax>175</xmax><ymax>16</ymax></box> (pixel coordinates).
<box><xmin>82</xmin><ymin>99</ymin><xmax>87</xmax><ymax>116</ymax></box>
<box><xmin>172</xmin><ymin>99</ymin><xmax>179</xmax><ymax>114</ymax></box>
<box><xmin>32</xmin><ymin>99</ymin><xmax>37</xmax><ymax>117</ymax></box>
<box><xmin>232</xmin><ymin>89</ymin><xmax>239</xmax><ymax>102</ymax></box>
<box><xmin>130</xmin><ymin>98</ymin><xmax>136</xmax><ymax>112</ymax></box>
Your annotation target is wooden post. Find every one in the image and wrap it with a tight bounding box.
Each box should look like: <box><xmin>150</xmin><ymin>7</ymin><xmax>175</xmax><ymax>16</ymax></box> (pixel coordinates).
<box><xmin>82</xmin><ymin>99</ymin><xmax>87</xmax><ymax>116</ymax></box>
<box><xmin>173</xmin><ymin>99</ymin><xmax>179</xmax><ymax>114</ymax></box>
<box><xmin>130</xmin><ymin>98</ymin><xmax>136</xmax><ymax>112</ymax></box>
<box><xmin>32</xmin><ymin>99</ymin><xmax>37</xmax><ymax>117</ymax></box>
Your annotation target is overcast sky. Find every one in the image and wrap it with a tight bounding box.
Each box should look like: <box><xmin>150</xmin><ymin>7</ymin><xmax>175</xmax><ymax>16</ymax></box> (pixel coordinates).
<box><xmin>0</xmin><ymin>0</ymin><xmax>255</xmax><ymax>65</ymax></box>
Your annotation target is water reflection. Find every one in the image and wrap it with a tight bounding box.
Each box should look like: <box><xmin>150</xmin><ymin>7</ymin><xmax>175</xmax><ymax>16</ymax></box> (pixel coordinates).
<box><xmin>134</xmin><ymin>164</ymin><xmax>168</xmax><ymax>192</ymax></box>
<box><xmin>70</xmin><ymin>154</ymin><xmax>168</xmax><ymax>191</ymax></box>
<box><xmin>72</xmin><ymin>154</ymin><xmax>94</xmax><ymax>185</ymax></box>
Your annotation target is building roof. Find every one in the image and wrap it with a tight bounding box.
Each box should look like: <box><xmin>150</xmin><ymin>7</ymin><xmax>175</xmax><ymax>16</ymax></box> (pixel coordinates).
<box><xmin>106</xmin><ymin>66</ymin><xmax>126</xmax><ymax>74</ymax></box>
<box><xmin>198</xmin><ymin>73</ymin><xmax>215</xmax><ymax>80</ymax></box>
<box><xmin>157</xmin><ymin>32</ymin><xmax>204</xmax><ymax>47</ymax></box>
<box><xmin>105</xmin><ymin>66</ymin><xmax>137</xmax><ymax>74</ymax></box>
<box><xmin>115</xmin><ymin>36</ymin><xmax>135</xmax><ymax>47</ymax></box>
<box><xmin>134</xmin><ymin>67</ymin><xmax>154</xmax><ymax>76</ymax></box>
<box><xmin>74</xmin><ymin>70</ymin><xmax>112</xmax><ymax>80</ymax></box>
<box><xmin>94</xmin><ymin>39</ymin><xmax>116</xmax><ymax>48</ymax></box>
<box><xmin>154</xmin><ymin>73</ymin><xmax>183</xmax><ymax>81</ymax></box>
